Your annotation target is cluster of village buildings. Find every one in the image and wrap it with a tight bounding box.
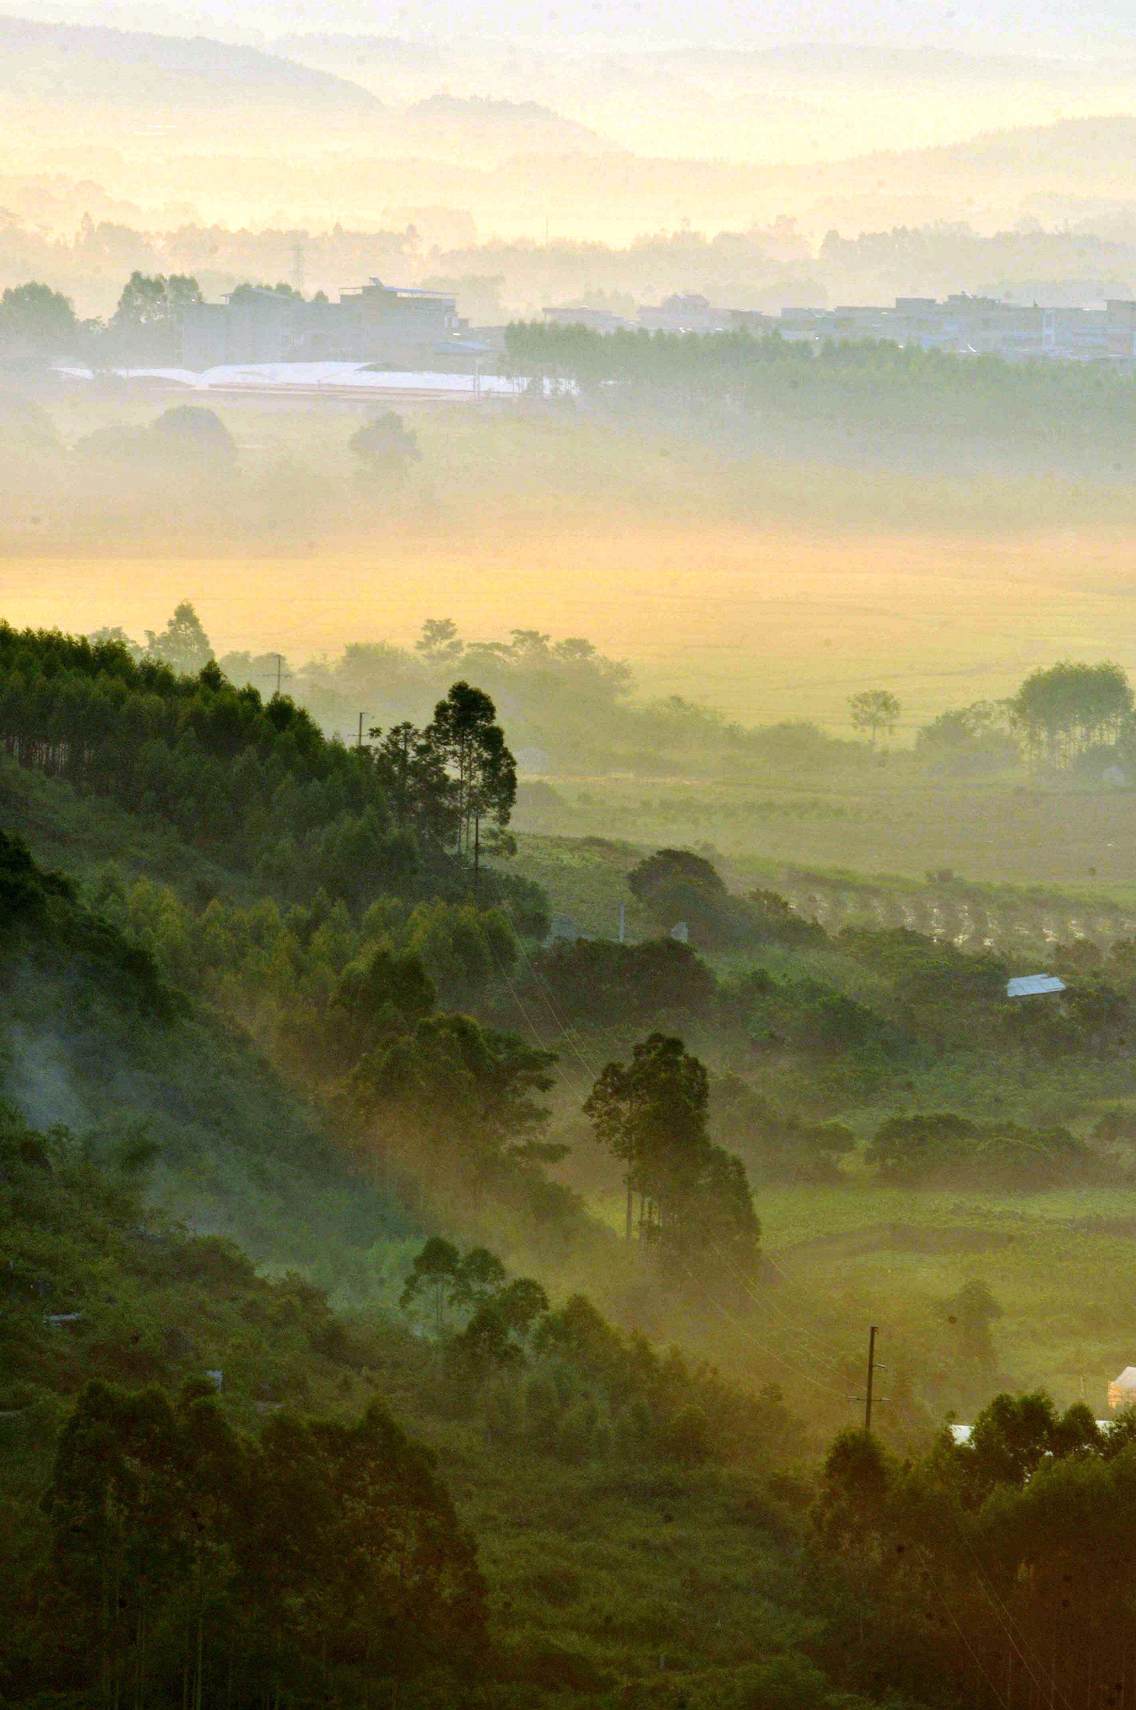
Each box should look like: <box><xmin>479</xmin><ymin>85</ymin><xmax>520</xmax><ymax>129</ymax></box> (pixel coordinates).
<box><xmin>178</xmin><ymin>276</ymin><xmax>1136</xmax><ymax>373</ymax></box>
<box><xmin>543</xmin><ymin>290</ymin><xmax>1136</xmax><ymax>363</ymax></box>
<box><xmin>182</xmin><ymin>278</ymin><xmax>477</xmax><ymax>371</ymax></box>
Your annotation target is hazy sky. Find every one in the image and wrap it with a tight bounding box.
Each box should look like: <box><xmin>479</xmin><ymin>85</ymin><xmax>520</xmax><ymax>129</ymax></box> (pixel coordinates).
<box><xmin>11</xmin><ymin>0</ymin><xmax>1132</xmax><ymax>51</ymax></box>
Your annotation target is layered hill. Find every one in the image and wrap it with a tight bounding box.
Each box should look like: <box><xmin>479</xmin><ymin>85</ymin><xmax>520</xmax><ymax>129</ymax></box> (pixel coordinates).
<box><xmin>0</xmin><ymin>824</ymin><xmax>416</xmax><ymax>1287</ymax></box>
<box><xmin>0</xmin><ymin>13</ymin><xmax>382</xmax><ymax>114</ymax></box>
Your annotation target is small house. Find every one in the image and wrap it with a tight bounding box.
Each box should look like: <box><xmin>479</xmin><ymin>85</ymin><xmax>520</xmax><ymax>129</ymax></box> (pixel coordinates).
<box><xmin>1007</xmin><ymin>974</ymin><xmax>1066</xmax><ymax>1000</ymax></box>
<box><xmin>1108</xmin><ymin>1367</ymin><xmax>1136</xmax><ymax>1411</ymax></box>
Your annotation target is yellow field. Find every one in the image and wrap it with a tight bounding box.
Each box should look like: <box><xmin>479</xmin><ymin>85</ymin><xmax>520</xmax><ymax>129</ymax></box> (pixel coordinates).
<box><xmin>4</xmin><ymin>519</ymin><xmax>1136</xmax><ymax>733</ymax></box>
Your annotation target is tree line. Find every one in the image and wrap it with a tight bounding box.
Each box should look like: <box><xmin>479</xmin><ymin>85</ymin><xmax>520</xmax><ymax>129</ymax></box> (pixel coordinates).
<box><xmin>503</xmin><ymin>318</ymin><xmax>1136</xmax><ymax>448</ymax></box>
<box><xmin>98</xmin><ymin>842</ymin><xmax>1136</xmax><ymax>1200</ymax></box>
<box><xmin>398</xmin><ymin>1236</ymin><xmax>793</xmax><ymax>1467</ymax></box>
<box><xmin>0</xmin><ymin>619</ymin><xmax>528</xmax><ymax>918</ymax></box>
<box><xmin>1</xmin><ymin>271</ymin><xmax>240</xmax><ymax>365</ymax></box>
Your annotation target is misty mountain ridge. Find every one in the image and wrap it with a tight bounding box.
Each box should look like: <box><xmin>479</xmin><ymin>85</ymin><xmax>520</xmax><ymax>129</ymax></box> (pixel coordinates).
<box><xmin>0</xmin><ymin>13</ymin><xmax>616</xmax><ymax>165</ymax></box>
<box><xmin>403</xmin><ymin>93</ymin><xmax>618</xmax><ymax>157</ymax></box>
<box><xmin>0</xmin><ymin>12</ymin><xmax>384</xmax><ymax>109</ymax></box>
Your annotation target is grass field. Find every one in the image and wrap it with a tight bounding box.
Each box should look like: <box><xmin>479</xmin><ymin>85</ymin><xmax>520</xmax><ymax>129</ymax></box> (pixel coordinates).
<box><xmin>507</xmin><ymin>830</ymin><xmax>1136</xmax><ymax>1431</ymax></box>
<box><xmin>515</xmin><ymin>719</ymin><xmax>1136</xmax><ymax>890</ymax></box>
<box><xmin>7</xmin><ymin>516</ymin><xmax>1136</xmax><ymax>735</ymax></box>
<box><xmin>762</xmin><ymin>1180</ymin><xmax>1136</xmax><ymax>1415</ymax></box>
<box><xmin>509</xmin><ymin>825</ymin><xmax>1136</xmax><ymax>938</ymax></box>
<box><xmin>9</xmin><ymin>391</ymin><xmax>1136</xmax><ymax>735</ymax></box>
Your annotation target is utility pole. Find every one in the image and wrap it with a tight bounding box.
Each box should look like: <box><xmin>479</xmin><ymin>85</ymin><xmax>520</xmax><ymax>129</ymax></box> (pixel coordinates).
<box><xmin>357</xmin><ymin>711</ymin><xmax>367</xmax><ymax>752</ymax></box>
<box><xmin>618</xmin><ymin>900</ymin><xmax>626</xmax><ymax>944</ymax></box>
<box><xmin>273</xmin><ymin>653</ymin><xmax>284</xmax><ymax>696</ymax></box>
<box><xmin>864</xmin><ymin>1324</ymin><xmax>879</xmax><ymax>1434</ymax></box>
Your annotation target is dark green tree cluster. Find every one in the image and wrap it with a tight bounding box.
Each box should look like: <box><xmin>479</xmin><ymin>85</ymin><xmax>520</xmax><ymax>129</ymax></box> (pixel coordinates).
<box><xmin>815</xmin><ymin>1393</ymin><xmax>1136</xmax><ymax>1709</ymax></box>
<box><xmin>0</xmin><ymin>281</ymin><xmax>79</xmax><ymax>361</ymax></box>
<box><xmin>532</xmin><ymin>934</ymin><xmax>716</xmax><ymax>1029</ymax></box>
<box><xmin>0</xmin><ymin>624</ymin><xmax>523</xmax><ymax>913</ymax></box>
<box><xmin>370</xmin><ymin>680</ymin><xmax>518</xmax><ymax>888</ymax></box>
<box><xmin>628</xmin><ymin>848</ymin><xmax>823</xmax><ymax>951</ymax></box>
<box><xmin>23</xmin><ymin>1379</ymin><xmax>485</xmax><ymax>1708</ymax></box>
<box><xmin>915</xmin><ymin>698</ymin><xmax>1018</xmax><ymax>775</ymax></box>
<box><xmin>1011</xmin><ymin>659</ymin><xmax>1133</xmax><ymax>769</ymax></box>
<box><xmin>346</xmin><ymin>953</ymin><xmax>558</xmax><ymax>1194</ymax></box>
<box><xmin>0</xmin><ymin>1100</ymin><xmax>485</xmax><ymax>1709</ymax></box>
<box><xmin>399</xmin><ymin>1242</ymin><xmax>795</xmax><ymax>1470</ymax></box>
<box><xmin>299</xmin><ymin>618</ymin><xmax>636</xmax><ymax>778</ymax></box>
<box><xmin>107</xmin><ymin>270</ymin><xmax>204</xmax><ymax>362</ymax></box>
<box><xmin>1</xmin><ymin>829</ymin><xmax>179</xmax><ymax>1020</ymax></box>
<box><xmin>712</xmin><ymin>1073</ymin><xmax>855</xmax><ymax>1184</ymax></box>
<box><xmin>839</xmin><ymin>920</ymin><xmax>1136</xmax><ymax>1062</ymax></box>
<box><xmin>866</xmin><ymin>1110</ymin><xmax>1094</xmax><ymax>1187</ymax></box>
<box><xmin>76</xmin><ymin>407</ymin><xmax>237</xmax><ymax>476</ymax></box>
<box><xmin>504</xmin><ymin>319</ymin><xmax>1136</xmax><ymax>452</ymax></box>
<box><xmin>731</xmin><ymin>963</ymin><xmax>898</xmax><ymax>1074</ymax></box>
<box><xmin>94</xmin><ymin>875</ymin><xmax>562</xmax><ymax>1213</ymax></box>
<box><xmin>585</xmin><ymin>1033</ymin><xmax>761</xmax><ymax>1287</ymax></box>
<box><xmin>420</xmin><ymin>679</ymin><xmax>517</xmax><ymax>885</ymax></box>
<box><xmin>108</xmin><ymin>877</ymin><xmax>525</xmax><ymax>1024</ymax></box>
<box><xmin>349</xmin><ymin>409</ymin><xmax>421</xmax><ymax>483</ymax></box>
<box><xmin>401</xmin><ymin>1236</ymin><xmax>549</xmax><ymax>1366</ymax></box>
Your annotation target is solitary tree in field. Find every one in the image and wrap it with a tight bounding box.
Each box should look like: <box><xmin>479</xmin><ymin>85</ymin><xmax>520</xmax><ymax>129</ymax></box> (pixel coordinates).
<box><xmin>849</xmin><ymin>689</ymin><xmax>901</xmax><ymax>749</ymax></box>
<box><xmin>942</xmin><ymin>1279</ymin><xmax>1002</xmax><ymax>1374</ymax></box>
<box><xmin>349</xmin><ymin>411</ymin><xmax>421</xmax><ymax>482</ymax></box>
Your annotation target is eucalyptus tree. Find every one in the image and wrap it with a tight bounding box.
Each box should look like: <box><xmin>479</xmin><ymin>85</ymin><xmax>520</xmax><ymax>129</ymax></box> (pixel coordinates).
<box><xmin>584</xmin><ymin>1032</ymin><xmax>760</xmax><ymax>1283</ymax></box>
<box><xmin>1011</xmin><ymin>660</ymin><xmax>1132</xmax><ymax>768</ymax></box>
<box><xmin>426</xmin><ymin>681</ymin><xmax>517</xmax><ymax>889</ymax></box>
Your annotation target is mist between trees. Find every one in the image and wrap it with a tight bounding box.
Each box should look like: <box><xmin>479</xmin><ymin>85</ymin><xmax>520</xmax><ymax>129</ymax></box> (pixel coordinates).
<box><xmin>11</xmin><ymin>604</ymin><xmax>1136</xmax><ymax>1707</ymax></box>
<box><xmin>8</xmin><ymin>273</ymin><xmax>1136</xmax><ymax>568</ymax></box>
<box><xmin>80</xmin><ymin>602</ymin><xmax>1136</xmax><ymax>795</ymax></box>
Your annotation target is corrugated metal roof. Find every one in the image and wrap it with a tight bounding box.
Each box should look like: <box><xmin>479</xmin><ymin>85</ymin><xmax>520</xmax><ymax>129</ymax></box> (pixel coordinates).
<box><xmin>1007</xmin><ymin>974</ymin><xmax>1066</xmax><ymax>999</ymax></box>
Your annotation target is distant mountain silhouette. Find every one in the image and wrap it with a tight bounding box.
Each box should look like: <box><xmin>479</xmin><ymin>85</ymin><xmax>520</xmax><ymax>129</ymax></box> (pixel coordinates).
<box><xmin>0</xmin><ymin>13</ymin><xmax>383</xmax><ymax>112</ymax></box>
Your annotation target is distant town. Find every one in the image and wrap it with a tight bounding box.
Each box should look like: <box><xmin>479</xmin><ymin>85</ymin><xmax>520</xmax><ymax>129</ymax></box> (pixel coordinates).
<box><xmin>181</xmin><ymin>277</ymin><xmax>1136</xmax><ymax>373</ymax></box>
<box><xmin>544</xmin><ymin>290</ymin><xmax>1136</xmax><ymax>363</ymax></box>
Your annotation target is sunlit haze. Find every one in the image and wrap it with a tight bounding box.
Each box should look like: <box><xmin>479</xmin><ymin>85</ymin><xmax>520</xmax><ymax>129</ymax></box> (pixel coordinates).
<box><xmin>5</xmin><ymin>2</ymin><xmax>1136</xmax><ymax>1705</ymax></box>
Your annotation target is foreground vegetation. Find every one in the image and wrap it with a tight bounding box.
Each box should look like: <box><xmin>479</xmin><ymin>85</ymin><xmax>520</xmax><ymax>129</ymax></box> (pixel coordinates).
<box><xmin>7</xmin><ymin>618</ymin><xmax>1136</xmax><ymax>1703</ymax></box>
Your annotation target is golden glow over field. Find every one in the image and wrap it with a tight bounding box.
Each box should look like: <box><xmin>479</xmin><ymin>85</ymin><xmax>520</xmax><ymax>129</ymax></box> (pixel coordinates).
<box><xmin>4</xmin><ymin>522</ymin><xmax>1135</xmax><ymax>731</ymax></box>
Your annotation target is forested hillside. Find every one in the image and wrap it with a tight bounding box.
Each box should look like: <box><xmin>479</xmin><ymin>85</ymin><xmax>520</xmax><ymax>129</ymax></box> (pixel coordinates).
<box><xmin>0</xmin><ymin>828</ymin><xmax>879</xmax><ymax>1709</ymax></box>
<box><xmin>8</xmin><ymin>622</ymin><xmax>1136</xmax><ymax>1707</ymax></box>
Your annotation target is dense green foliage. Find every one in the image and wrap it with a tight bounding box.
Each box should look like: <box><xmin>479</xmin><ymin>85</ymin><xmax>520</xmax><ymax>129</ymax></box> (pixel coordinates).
<box><xmin>0</xmin><ymin>1093</ymin><xmax>856</xmax><ymax>1709</ymax></box>
<box><xmin>505</xmin><ymin>320</ymin><xmax>1136</xmax><ymax>458</ymax></box>
<box><xmin>0</xmin><ymin>1107</ymin><xmax>481</xmax><ymax>1708</ymax></box>
<box><xmin>0</xmin><ymin>825</ymin><xmax>417</xmax><ymax>1286</ymax></box>
<box><xmin>0</xmin><ymin>623</ymin><xmax>538</xmax><ymax>921</ymax></box>
<box><xmin>816</xmin><ymin>1395</ymin><xmax>1136</xmax><ymax>1708</ymax></box>
<box><xmin>12</xmin><ymin>608</ymin><xmax>1136</xmax><ymax>1710</ymax></box>
<box><xmin>585</xmin><ymin>1033</ymin><xmax>761</xmax><ymax>1287</ymax></box>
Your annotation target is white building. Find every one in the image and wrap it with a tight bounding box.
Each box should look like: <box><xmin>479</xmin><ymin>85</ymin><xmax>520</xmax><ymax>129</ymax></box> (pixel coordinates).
<box><xmin>1109</xmin><ymin>1367</ymin><xmax>1136</xmax><ymax>1411</ymax></box>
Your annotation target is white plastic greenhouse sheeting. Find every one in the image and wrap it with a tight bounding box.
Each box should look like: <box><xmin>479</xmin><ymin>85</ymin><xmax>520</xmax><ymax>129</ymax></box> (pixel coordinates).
<box><xmin>57</xmin><ymin>361</ymin><xmax>545</xmax><ymax>396</ymax></box>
